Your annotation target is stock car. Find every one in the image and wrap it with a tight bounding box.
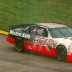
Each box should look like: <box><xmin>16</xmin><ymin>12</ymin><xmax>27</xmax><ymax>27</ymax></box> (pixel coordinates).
<box><xmin>6</xmin><ymin>23</ymin><xmax>72</xmax><ymax>62</ymax></box>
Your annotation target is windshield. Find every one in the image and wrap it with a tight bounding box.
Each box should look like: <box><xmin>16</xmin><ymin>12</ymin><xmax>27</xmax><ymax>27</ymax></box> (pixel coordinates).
<box><xmin>49</xmin><ymin>27</ymin><xmax>72</xmax><ymax>38</ymax></box>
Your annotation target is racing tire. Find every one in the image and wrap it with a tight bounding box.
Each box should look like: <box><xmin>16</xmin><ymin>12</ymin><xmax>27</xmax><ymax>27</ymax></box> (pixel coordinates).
<box><xmin>14</xmin><ymin>37</ymin><xmax>24</xmax><ymax>52</ymax></box>
<box><xmin>56</xmin><ymin>45</ymin><xmax>67</xmax><ymax>61</ymax></box>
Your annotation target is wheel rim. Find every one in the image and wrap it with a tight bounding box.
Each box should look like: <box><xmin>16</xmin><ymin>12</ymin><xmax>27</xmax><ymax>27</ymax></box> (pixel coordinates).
<box><xmin>15</xmin><ymin>38</ymin><xmax>23</xmax><ymax>52</ymax></box>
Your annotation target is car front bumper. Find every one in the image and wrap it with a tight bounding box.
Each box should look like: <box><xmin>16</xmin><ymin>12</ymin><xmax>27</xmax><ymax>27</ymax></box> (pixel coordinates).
<box><xmin>66</xmin><ymin>54</ymin><xmax>72</xmax><ymax>62</ymax></box>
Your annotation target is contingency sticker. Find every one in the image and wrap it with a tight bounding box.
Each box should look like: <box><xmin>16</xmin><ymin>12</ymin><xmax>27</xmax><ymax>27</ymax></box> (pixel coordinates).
<box><xmin>10</xmin><ymin>30</ymin><xmax>30</xmax><ymax>39</ymax></box>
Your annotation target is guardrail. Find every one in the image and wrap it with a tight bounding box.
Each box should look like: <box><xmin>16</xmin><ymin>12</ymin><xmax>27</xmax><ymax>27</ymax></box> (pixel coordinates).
<box><xmin>0</xmin><ymin>30</ymin><xmax>9</xmax><ymax>35</ymax></box>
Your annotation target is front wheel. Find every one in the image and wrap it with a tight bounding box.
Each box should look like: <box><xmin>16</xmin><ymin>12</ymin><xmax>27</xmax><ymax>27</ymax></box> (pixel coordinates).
<box><xmin>14</xmin><ymin>38</ymin><xmax>24</xmax><ymax>52</ymax></box>
<box><xmin>56</xmin><ymin>45</ymin><xmax>67</xmax><ymax>61</ymax></box>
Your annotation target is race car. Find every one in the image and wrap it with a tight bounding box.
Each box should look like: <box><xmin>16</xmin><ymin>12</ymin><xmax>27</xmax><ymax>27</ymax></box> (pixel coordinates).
<box><xmin>6</xmin><ymin>23</ymin><xmax>72</xmax><ymax>62</ymax></box>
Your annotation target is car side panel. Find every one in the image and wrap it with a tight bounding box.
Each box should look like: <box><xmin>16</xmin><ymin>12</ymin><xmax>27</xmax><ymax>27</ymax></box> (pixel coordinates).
<box><xmin>7</xmin><ymin>35</ymin><xmax>72</xmax><ymax>62</ymax></box>
<box><xmin>6</xmin><ymin>36</ymin><xmax>56</xmax><ymax>56</ymax></box>
<box><xmin>24</xmin><ymin>41</ymin><xmax>56</xmax><ymax>57</ymax></box>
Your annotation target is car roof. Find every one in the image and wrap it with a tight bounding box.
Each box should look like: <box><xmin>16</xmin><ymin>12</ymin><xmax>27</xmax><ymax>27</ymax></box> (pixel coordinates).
<box><xmin>36</xmin><ymin>23</ymin><xmax>66</xmax><ymax>28</ymax></box>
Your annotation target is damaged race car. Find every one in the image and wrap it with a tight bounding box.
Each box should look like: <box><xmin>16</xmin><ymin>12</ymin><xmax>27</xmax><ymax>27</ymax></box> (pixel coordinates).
<box><xmin>6</xmin><ymin>23</ymin><xmax>72</xmax><ymax>62</ymax></box>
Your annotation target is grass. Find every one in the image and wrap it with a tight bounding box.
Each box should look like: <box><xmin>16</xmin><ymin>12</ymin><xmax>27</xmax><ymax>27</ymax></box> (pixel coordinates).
<box><xmin>0</xmin><ymin>0</ymin><xmax>72</xmax><ymax>30</ymax></box>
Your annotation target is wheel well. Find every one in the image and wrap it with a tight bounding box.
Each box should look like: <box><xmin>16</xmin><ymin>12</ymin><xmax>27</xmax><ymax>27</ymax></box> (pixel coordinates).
<box><xmin>56</xmin><ymin>44</ymin><xmax>67</xmax><ymax>61</ymax></box>
<box><xmin>56</xmin><ymin>44</ymin><xmax>67</xmax><ymax>54</ymax></box>
<box><xmin>56</xmin><ymin>44</ymin><xmax>66</xmax><ymax>49</ymax></box>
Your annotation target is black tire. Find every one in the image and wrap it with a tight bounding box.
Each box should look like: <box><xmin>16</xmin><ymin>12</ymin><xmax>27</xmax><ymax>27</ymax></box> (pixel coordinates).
<box><xmin>14</xmin><ymin>37</ymin><xmax>24</xmax><ymax>52</ymax></box>
<box><xmin>56</xmin><ymin>45</ymin><xmax>67</xmax><ymax>61</ymax></box>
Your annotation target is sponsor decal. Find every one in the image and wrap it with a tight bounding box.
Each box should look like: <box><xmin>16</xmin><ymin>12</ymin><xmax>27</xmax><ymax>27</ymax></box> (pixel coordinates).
<box><xmin>46</xmin><ymin>39</ymin><xmax>58</xmax><ymax>47</ymax></box>
<box><xmin>33</xmin><ymin>36</ymin><xmax>48</xmax><ymax>50</ymax></box>
<box><xmin>22</xmin><ymin>33</ymin><xmax>30</xmax><ymax>39</ymax></box>
<box><xmin>10</xmin><ymin>30</ymin><xmax>22</xmax><ymax>36</ymax></box>
<box><xmin>10</xmin><ymin>30</ymin><xmax>30</xmax><ymax>39</ymax></box>
<box><xmin>33</xmin><ymin>36</ymin><xmax>58</xmax><ymax>51</ymax></box>
<box><xmin>33</xmin><ymin>36</ymin><xmax>40</xmax><ymax>48</ymax></box>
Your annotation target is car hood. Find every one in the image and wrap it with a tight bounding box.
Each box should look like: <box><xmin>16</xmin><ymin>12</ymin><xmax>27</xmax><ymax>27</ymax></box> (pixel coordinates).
<box><xmin>66</xmin><ymin>37</ymin><xmax>72</xmax><ymax>41</ymax></box>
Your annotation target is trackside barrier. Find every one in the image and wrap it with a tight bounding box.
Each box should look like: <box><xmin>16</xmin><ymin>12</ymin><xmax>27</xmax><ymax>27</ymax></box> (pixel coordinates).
<box><xmin>0</xmin><ymin>30</ymin><xmax>9</xmax><ymax>35</ymax></box>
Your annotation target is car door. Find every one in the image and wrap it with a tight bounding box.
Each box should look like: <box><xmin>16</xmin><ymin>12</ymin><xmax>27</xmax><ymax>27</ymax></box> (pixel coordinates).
<box><xmin>32</xmin><ymin>26</ymin><xmax>48</xmax><ymax>53</ymax></box>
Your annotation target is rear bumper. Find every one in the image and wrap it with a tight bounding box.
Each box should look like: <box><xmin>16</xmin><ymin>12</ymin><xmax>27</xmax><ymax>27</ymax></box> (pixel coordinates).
<box><xmin>6</xmin><ymin>36</ymin><xmax>15</xmax><ymax>45</ymax></box>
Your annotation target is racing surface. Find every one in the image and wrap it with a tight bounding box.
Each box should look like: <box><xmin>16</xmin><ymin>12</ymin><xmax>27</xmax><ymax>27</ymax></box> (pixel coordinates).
<box><xmin>0</xmin><ymin>35</ymin><xmax>72</xmax><ymax>72</ymax></box>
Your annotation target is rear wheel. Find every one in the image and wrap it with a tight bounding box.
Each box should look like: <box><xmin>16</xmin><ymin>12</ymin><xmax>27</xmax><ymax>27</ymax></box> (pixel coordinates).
<box><xmin>56</xmin><ymin>45</ymin><xmax>67</xmax><ymax>61</ymax></box>
<box><xmin>15</xmin><ymin>37</ymin><xmax>24</xmax><ymax>52</ymax></box>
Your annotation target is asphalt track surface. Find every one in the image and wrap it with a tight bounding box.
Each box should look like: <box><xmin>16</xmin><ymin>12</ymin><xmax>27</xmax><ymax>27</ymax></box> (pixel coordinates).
<box><xmin>0</xmin><ymin>35</ymin><xmax>72</xmax><ymax>72</ymax></box>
